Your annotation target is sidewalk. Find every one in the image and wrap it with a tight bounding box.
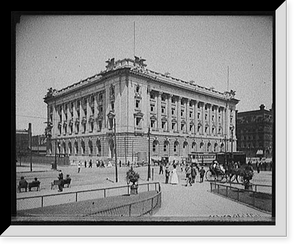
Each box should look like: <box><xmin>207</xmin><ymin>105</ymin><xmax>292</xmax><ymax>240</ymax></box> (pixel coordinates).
<box><xmin>153</xmin><ymin>180</ymin><xmax>271</xmax><ymax>219</ymax></box>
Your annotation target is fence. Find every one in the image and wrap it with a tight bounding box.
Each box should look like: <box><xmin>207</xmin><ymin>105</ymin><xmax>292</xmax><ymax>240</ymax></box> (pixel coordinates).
<box><xmin>17</xmin><ymin>182</ymin><xmax>161</xmax><ymax>217</ymax></box>
<box><xmin>210</xmin><ymin>182</ymin><xmax>272</xmax><ymax>213</ymax></box>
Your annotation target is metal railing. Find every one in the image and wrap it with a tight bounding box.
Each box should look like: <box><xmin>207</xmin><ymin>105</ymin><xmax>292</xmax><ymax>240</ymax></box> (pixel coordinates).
<box><xmin>85</xmin><ymin>187</ymin><xmax>161</xmax><ymax>217</ymax></box>
<box><xmin>210</xmin><ymin>182</ymin><xmax>272</xmax><ymax>213</ymax></box>
<box><xmin>17</xmin><ymin>182</ymin><xmax>161</xmax><ymax>213</ymax></box>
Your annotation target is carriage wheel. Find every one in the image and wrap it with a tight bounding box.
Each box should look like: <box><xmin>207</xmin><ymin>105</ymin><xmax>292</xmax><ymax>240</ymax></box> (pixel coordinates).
<box><xmin>237</xmin><ymin>175</ymin><xmax>244</xmax><ymax>184</ymax></box>
<box><xmin>221</xmin><ymin>174</ymin><xmax>228</xmax><ymax>183</ymax></box>
<box><xmin>216</xmin><ymin>174</ymin><xmax>223</xmax><ymax>182</ymax></box>
<box><xmin>205</xmin><ymin>170</ymin><xmax>215</xmax><ymax>181</ymax></box>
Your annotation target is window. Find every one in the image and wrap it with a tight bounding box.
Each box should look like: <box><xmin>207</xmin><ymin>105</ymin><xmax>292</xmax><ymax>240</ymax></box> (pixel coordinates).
<box><xmin>174</xmin><ymin>143</ymin><xmax>178</xmax><ymax>152</ymax></box>
<box><xmin>189</xmin><ymin>111</ymin><xmax>193</xmax><ymax>118</ymax></box>
<box><xmin>161</xmin><ymin>95</ymin><xmax>166</xmax><ymax>102</ymax></box>
<box><xmin>162</xmin><ymin>121</ymin><xmax>166</xmax><ymax>130</ymax></box>
<box><xmin>171</xmin><ymin>107</ymin><xmax>175</xmax><ymax>115</ymax></box>
<box><xmin>135</xmin><ymin>100</ymin><xmax>140</xmax><ymax>109</ymax></box>
<box><xmin>205</xmin><ymin>114</ymin><xmax>208</xmax><ymax>120</ymax></box>
<box><xmin>181</xmin><ymin>109</ymin><xmax>184</xmax><ymax>117</ymax></box>
<box><xmin>161</xmin><ymin>106</ymin><xmax>165</xmax><ymax>114</ymax></box>
<box><xmin>181</xmin><ymin>123</ymin><xmax>185</xmax><ymax>131</ymax></box>
<box><xmin>197</xmin><ymin>124</ymin><xmax>201</xmax><ymax>132</ymax></box>
<box><xmin>197</xmin><ymin>112</ymin><xmax>201</xmax><ymax>119</ymax></box>
<box><xmin>136</xmin><ymin>117</ymin><xmax>141</xmax><ymax>127</ymax></box>
<box><xmin>150</xmin><ymin>104</ymin><xmax>155</xmax><ymax>112</ymax></box>
<box><xmin>150</xmin><ymin>92</ymin><xmax>155</xmax><ymax>99</ymax></box>
<box><xmin>172</xmin><ymin>122</ymin><xmax>176</xmax><ymax>130</ymax></box>
<box><xmin>205</xmin><ymin>126</ymin><xmax>209</xmax><ymax>133</ymax></box>
<box><xmin>190</xmin><ymin>124</ymin><xmax>193</xmax><ymax>132</ymax></box>
<box><xmin>111</xmin><ymin>102</ymin><xmax>114</xmax><ymax>111</ymax></box>
<box><xmin>151</xmin><ymin>120</ymin><xmax>155</xmax><ymax>128</ymax></box>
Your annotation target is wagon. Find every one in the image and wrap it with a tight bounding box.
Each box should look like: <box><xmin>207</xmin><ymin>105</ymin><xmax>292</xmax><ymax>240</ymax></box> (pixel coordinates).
<box><xmin>205</xmin><ymin>164</ymin><xmax>228</xmax><ymax>182</ymax></box>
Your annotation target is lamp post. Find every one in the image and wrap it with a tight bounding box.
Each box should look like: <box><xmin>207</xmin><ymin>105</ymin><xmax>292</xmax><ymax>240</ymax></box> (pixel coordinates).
<box><xmin>147</xmin><ymin>126</ymin><xmax>151</xmax><ymax>181</ymax></box>
<box><xmin>107</xmin><ymin>111</ymin><xmax>118</xmax><ymax>182</ymax></box>
<box><xmin>230</xmin><ymin>125</ymin><xmax>235</xmax><ymax>153</ymax></box>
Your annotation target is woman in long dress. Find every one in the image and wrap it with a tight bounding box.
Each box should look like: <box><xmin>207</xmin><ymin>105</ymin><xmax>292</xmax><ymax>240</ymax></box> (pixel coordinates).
<box><xmin>170</xmin><ymin>165</ymin><xmax>179</xmax><ymax>185</ymax></box>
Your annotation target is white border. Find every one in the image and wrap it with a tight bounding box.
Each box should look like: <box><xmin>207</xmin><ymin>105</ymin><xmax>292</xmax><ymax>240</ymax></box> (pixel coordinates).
<box><xmin>4</xmin><ymin>5</ymin><xmax>287</xmax><ymax>237</ymax></box>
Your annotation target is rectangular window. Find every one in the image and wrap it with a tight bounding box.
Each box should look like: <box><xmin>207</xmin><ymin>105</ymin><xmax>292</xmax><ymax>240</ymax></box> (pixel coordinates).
<box><xmin>135</xmin><ymin>100</ymin><xmax>140</xmax><ymax>109</ymax></box>
<box><xmin>150</xmin><ymin>104</ymin><xmax>155</xmax><ymax>112</ymax></box>
<box><xmin>171</xmin><ymin>107</ymin><xmax>175</xmax><ymax>115</ymax></box>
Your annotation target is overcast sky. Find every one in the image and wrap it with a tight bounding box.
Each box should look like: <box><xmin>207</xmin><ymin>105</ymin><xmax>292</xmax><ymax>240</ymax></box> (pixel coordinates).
<box><xmin>15</xmin><ymin>15</ymin><xmax>273</xmax><ymax>135</ymax></box>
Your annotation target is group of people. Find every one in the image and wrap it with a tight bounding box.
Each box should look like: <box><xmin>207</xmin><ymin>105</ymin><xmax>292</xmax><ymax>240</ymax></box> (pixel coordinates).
<box><xmin>18</xmin><ymin>176</ymin><xmax>40</xmax><ymax>192</ymax></box>
<box><xmin>159</xmin><ymin>161</ymin><xmax>206</xmax><ymax>186</ymax></box>
<box><xmin>76</xmin><ymin>159</ymin><xmax>106</xmax><ymax>173</ymax></box>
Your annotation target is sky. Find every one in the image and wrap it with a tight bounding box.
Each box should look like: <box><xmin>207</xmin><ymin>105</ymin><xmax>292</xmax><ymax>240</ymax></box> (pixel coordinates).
<box><xmin>15</xmin><ymin>15</ymin><xmax>273</xmax><ymax>135</ymax></box>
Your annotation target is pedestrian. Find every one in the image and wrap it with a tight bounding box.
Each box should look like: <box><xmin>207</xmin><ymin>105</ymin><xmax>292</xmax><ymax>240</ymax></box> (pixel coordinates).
<box><xmin>199</xmin><ymin>167</ymin><xmax>205</xmax><ymax>183</ymax></box>
<box><xmin>159</xmin><ymin>162</ymin><xmax>164</xmax><ymax>175</ymax></box>
<box><xmin>18</xmin><ymin>176</ymin><xmax>28</xmax><ymax>192</ymax></box>
<box><xmin>185</xmin><ymin>164</ymin><xmax>192</xmax><ymax>186</ymax></box>
<box><xmin>77</xmin><ymin>161</ymin><xmax>81</xmax><ymax>173</ymax></box>
<box><xmin>165</xmin><ymin>165</ymin><xmax>170</xmax><ymax>184</ymax></box>
<box><xmin>84</xmin><ymin>160</ymin><xmax>87</xmax><ymax>168</ymax></box>
<box><xmin>58</xmin><ymin>170</ymin><xmax>64</xmax><ymax>192</ymax></box>
<box><xmin>89</xmin><ymin>159</ymin><xmax>92</xmax><ymax>168</ymax></box>
<box><xmin>170</xmin><ymin>165</ymin><xmax>179</xmax><ymax>185</ymax></box>
<box><xmin>191</xmin><ymin>164</ymin><xmax>197</xmax><ymax>183</ymax></box>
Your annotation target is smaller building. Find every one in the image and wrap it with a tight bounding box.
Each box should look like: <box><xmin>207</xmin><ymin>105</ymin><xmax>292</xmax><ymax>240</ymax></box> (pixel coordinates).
<box><xmin>236</xmin><ymin>104</ymin><xmax>273</xmax><ymax>159</ymax></box>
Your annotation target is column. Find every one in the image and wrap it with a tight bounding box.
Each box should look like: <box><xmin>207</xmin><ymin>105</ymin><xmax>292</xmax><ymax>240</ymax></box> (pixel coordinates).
<box><xmin>201</xmin><ymin>102</ymin><xmax>205</xmax><ymax>135</ymax></box>
<box><xmin>168</xmin><ymin>94</ymin><xmax>172</xmax><ymax>132</ymax></box>
<box><xmin>157</xmin><ymin>91</ymin><xmax>162</xmax><ymax>132</ymax></box>
<box><xmin>185</xmin><ymin>98</ymin><xmax>189</xmax><ymax>134</ymax></box>
<box><xmin>194</xmin><ymin>101</ymin><xmax>198</xmax><ymax>135</ymax></box>
<box><xmin>177</xmin><ymin>96</ymin><xmax>181</xmax><ymax>133</ymax></box>
<box><xmin>208</xmin><ymin>103</ymin><xmax>212</xmax><ymax>136</ymax></box>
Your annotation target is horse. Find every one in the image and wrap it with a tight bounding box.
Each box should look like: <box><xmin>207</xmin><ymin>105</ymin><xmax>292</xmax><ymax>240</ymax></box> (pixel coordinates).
<box><xmin>226</xmin><ymin>165</ymin><xmax>254</xmax><ymax>184</ymax></box>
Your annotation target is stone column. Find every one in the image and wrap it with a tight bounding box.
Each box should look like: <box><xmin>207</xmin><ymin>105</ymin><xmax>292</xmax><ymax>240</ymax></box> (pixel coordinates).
<box><xmin>185</xmin><ymin>98</ymin><xmax>189</xmax><ymax>134</ymax></box>
<box><xmin>157</xmin><ymin>91</ymin><xmax>162</xmax><ymax>132</ymax></box>
<box><xmin>177</xmin><ymin>96</ymin><xmax>181</xmax><ymax>133</ymax></box>
<box><xmin>168</xmin><ymin>94</ymin><xmax>172</xmax><ymax>132</ymax></box>
<box><xmin>194</xmin><ymin>100</ymin><xmax>197</xmax><ymax>135</ymax></box>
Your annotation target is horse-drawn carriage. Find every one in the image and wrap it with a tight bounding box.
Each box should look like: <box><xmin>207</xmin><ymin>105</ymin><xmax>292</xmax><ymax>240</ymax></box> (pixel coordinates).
<box><xmin>205</xmin><ymin>160</ymin><xmax>254</xmax><ymax>185</ymax></box>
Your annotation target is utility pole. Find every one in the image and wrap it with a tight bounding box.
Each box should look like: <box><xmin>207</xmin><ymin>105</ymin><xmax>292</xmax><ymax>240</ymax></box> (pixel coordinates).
<box><xmin>114</xmin><ymin>117</ymin><xmax>118</xmax><ymax>182</ymax></box>
<box><xmin>28</xmin><ymin>123</ymin><xmax>32</xmax><ymax>172</ymax></box>
<box><xmin>147</xmin><ymin>126</ymin><xmax>151</xmax><ymax>181</ymax></box>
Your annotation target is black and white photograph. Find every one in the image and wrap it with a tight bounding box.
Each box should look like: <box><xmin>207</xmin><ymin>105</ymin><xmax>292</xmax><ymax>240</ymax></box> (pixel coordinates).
<box><xmin>8</xmin><ymin>7</ymin><xmax>288</xmax><ymax>237</ymax></box>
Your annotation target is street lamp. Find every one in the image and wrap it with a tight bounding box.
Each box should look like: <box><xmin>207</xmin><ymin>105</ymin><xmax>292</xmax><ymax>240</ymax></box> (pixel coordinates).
<box><xmin>230</xmin><ymin>125</ymin><xmax>235</xmax><ymax>153</ymax></box>
<box><xmin>107</xmin><ymin>111</ymin><xmax>118</xmax><ymax>182</ymax></box>
<box><xmin>147</xmin><ymin>126</ymin><xmax>151</xmax><ymax>181</ymax></box>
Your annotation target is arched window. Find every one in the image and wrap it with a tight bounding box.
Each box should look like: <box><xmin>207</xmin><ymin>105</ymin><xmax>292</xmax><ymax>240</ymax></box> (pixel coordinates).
<box><xmin>192</xmin><ymin>141</ymin><xmax>197</xmax><ymax>151</ymax></box>
<box><xmin>207</xmin><ymin>142</ymin><xmax>211</xmax><ymax>152</ymax></box>
<box><xmin>174</xmin><ymin>141</ymin><xmax>179</xmax><ymax>153</ymax></box>
<box><xmin>152</xmin><ymin>140</ymin><xmax>159</xmax><ymax>153</ymax></box>
<box><xmin>163</xmin><ymin>140</ymin><xmax>169</xmax><ymax>152</ymax></box>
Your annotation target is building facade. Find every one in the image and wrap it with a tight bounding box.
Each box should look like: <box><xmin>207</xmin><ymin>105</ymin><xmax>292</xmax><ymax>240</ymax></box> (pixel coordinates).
<box><xmin>236</xmin><ymin>104</ymin><xmax>273</xmax><ymax>159</ymax></box>
<box><xmin>44</xmin><ymin>57</ymin><xmax>239</xmax><ymax>164</ymax></box>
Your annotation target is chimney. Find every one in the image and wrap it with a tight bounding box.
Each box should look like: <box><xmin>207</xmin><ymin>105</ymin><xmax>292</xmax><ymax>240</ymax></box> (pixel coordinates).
<box><xmin>259</xmin><ymin>104</ymin><xmax>265</xmax><ymax>110</ymax></box>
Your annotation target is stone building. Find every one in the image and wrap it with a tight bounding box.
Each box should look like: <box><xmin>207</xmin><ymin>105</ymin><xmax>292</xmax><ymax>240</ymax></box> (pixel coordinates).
<box><xmin>44</xmin><ymin>57</ymin><xmax>239</xmax><ymax>164</ymax></box>
<box><xmin>236</xmin><ymin>104</ymin><xmax>273</xmax><ymax>159</ymax></box>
